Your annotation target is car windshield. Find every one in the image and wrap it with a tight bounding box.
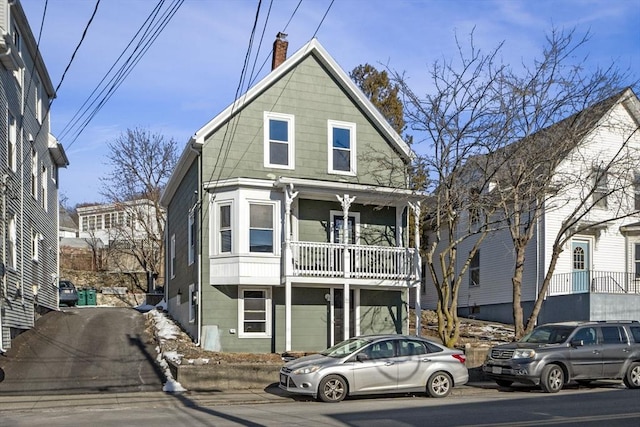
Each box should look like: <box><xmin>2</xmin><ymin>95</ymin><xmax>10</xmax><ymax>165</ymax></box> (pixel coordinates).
<box><xmin>320</xmin><ymin>337</ymin><xmax>372</xmax><ymax>358</ymax></box>
<box><xmin>520</xmin><ymin>325</ymin><xmax>575</xmax><ymax>344</ymax></box>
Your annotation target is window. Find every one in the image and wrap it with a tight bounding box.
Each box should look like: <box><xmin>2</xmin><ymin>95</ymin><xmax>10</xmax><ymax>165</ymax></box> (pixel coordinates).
<box><xmin>188</xmin><ymin>210</ymin><xmax>195</xmax><ymax>265</ymax></box>
<box><xmin>189</xmin><ymin>284</ymin><xmax>196</xmax><ymax>323</ymax></box>
<box><xmin>8</xmin><ymin>112</ymin><xmax>16</xmax><ymax>172</ymax></box>
<box><xmin>469</xmin><ymin>250</ymin><xmax>480</xmax><ymax>287</ymax></box>
<box><xmin>264</xmin><ymin>112</ymin><xmax>294</xmax><ymax>169</ymax></box>
<box><xmin>41</xmin><ymin>165</ymin><xmax>47</xmax><ymax>209</ymax></box>
<box><xmin>12</xmin><ymin>25</ymin><xmax>22</xmax><ymax>83</ymax></box>
<box><xmin>635</xmin><ymin>243</ymin><xmax>640</xmax><ymax>279</ymax></box>
<box><xmin>601</xmin><ymin>326</ymin><xmax>625</xmax><ymax>344</ymax></box>
<box><xmin>469</xmin><ymin>187</ymin><xmax>481</xmax><ymax>225</ymax></box>
<box><xmin>34</xmin><ymin>75</ymin><xmax>43</xmax><ymax>122</ymax></box>
<box><xmin>634</xmin><ymin>173</ymin><xmax>640</xmax><ymax>211</ymax></box>
<box><xmin>328</xmin><ymin>120</ymin><xmax>356</xmax><ymax>175</ymax></box>
<box><xmin>592</xmin><ymin>167</ymin><xmax>608</xmax><ymax>208</ymax></box>
<box><xmin>32</xmin><ymin>229</ymin><xmax>39</xmax><ymax>262</ymax></box>
<box><xmin>219</xmin><ymin>204</ymin><xmax>232</xmax><ymax>253</ymax></box>
<box><xmin>239</xmin><ymin>288</ymin><xmax>270</xmax><ymax>337</ymax></box>
<box><xmin>8</xmin><ymin>215</ymin><xmax>16</xmax><ymax>268</ymax></box>
<box><xmin>31</xmin><ymin>148</ymin><xmax>38</xmax><ymax>197</ymax></box>
<box><xmin>249</xmin><ymin>203</ymin><xmax>273</xmax><ymax>253</ymax></box>
<box><xmin>170</xmin><ymin>234</ymin><xmax>176</xmax><ymax>278</ymax></box>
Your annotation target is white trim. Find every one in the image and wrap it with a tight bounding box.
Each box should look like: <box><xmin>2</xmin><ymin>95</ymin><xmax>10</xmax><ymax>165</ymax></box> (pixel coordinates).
<box><xmin>238</xmin><ymin>286</ymin><xmax>272</xmax><ymax>338</ymax></box>
<box><xmin>188</xmin><ymin>210</ymin><xmax>195</xmax><ymax>265</ymax></box>
<box><xmin>327</xmin><ymin>120</ymin><xmax>357</xmax><ymax>176</ymax></box>
<box><xmin>263</xmin><ymin>112</ymin><xmax>295</xmax><ymax>170</ymax></box>
<box><xmin>170</xmin><ymin>234</ymin><xmax>176</xmax><ymax>279</ymax></box>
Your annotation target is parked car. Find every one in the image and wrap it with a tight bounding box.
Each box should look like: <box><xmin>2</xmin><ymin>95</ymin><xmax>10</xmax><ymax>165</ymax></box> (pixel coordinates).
<box><xmin>483</xmin><ymin>320</ymin><xmax>640</xmax><ymax>393</ymax></box>
<box><xmin>279</xmin><ymin>334</ymin><xmax>469</xmax><ymax>402</ymax></box>
<box><xmin>58</xmin><ymin>280</ymin><xmax>79</xmax><ymax>307</ymax></box>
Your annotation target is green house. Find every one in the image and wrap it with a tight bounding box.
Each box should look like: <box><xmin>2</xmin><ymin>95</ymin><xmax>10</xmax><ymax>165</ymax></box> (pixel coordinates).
<box><xmin>161</xmin><ymin>35</ymin><xmax>423</xmax><ymax>353</ymax></box>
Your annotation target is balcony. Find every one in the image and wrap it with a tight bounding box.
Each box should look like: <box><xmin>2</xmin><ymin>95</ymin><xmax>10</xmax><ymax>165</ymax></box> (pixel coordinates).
<box><xmin>287</xmin><ymin>241</ymin><xmax>420</xmax><ymax>282</ymax></box>
<box><xmin>549</xmin><ymin>271</ymin><xmax>640</xmax><ymax>295</ymax></box>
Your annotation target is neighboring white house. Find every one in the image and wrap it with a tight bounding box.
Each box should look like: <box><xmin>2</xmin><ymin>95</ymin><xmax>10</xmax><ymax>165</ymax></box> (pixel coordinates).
<box><xmin>0</xmin><ymin>0</ymin><xmax>68</xmax><ymax>351</ymax></box>
<box><xmin>422</xmin><ymin>88</ymin><xmax>640</xmax><ymax>324</ymax></box>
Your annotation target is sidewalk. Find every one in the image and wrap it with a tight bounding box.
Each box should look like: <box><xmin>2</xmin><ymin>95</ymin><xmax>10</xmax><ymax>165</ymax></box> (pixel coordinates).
<box><xmin>0</xmin><ymin>381</ymin><xmax>496</xmax><ymax>412</ymax></box>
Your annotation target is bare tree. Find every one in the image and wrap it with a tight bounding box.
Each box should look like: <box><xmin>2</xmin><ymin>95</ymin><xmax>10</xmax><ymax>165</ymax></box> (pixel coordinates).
<box><xmin>100</xmin><ymin>127</ymin><xmax>178</xmax><ymax>292</ymax></box>
<box><xmin>483</xmin><ymin>29</ymin><xmax>637</xmax><ymax>338</ymax></box>
<box><xmin>394</xmin><ymin>27</ymin><xmax>637</xmax><ymax>346</ymax></box>
<box><xmin>393</xmin><ymin>32</ymin><xmax>510</xmax><ymax>347</ymax></box>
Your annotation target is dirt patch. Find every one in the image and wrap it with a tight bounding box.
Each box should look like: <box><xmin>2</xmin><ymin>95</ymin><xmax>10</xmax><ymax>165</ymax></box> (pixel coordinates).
<box><xmin>146</xmin><ymin>309</ymin><xmax>514</xmax><ymax>365</ymax></box>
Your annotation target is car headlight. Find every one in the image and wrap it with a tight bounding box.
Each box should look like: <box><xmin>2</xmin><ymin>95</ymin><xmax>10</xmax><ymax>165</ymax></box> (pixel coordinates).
<box><xmin>292</xmin><ymin>365</ymin><xmax>321</xmax><ymax>375</ymax></box>
<box><xmin>513</xmin><ymin>349</ymin><xmax>536</xmax><ymax>359</ymax></box>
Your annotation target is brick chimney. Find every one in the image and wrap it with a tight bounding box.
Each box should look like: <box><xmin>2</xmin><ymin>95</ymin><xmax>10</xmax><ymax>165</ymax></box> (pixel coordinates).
<box><xmin>272</xmin><ymin>32</ymin><xmax>288</xmax><ymax>70</ymax></box>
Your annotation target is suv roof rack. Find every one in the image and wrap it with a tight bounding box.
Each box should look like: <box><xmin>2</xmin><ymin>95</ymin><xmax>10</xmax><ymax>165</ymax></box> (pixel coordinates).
<box><xmin>594</xmin><ymin>320</ymin><xmax>639</xmax><ymax>324</ymax></box>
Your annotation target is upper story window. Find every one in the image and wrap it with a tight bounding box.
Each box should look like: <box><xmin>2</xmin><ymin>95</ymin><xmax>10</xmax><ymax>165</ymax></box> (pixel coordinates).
<box><xmin>264</xmin><ymin>112</ymin><xmax>294</xmax><ymax>169</ymax></box>
<box><xmin>219</xmin><ymin>203</ymin><xmax>232</xmax><ymax>253</ymax></box>
<box><xmin>8</xmin><ymin>215</ymin><xmax>16</xmax><ymax>268</ymax></box>
<box><xmin>31</xmin><ymin>148</ymin><xmax>38</xmax><ymax>198</ymax></box>
<box><xmin>170</xmin><ymin>234</ymin><xmax>176</xmax><ymax>279</ymax></box>
<box><xmin>32</xmin><ymin>229</ymin><xmax>40</xmax><ymax>262</ymax></box>
<box><xmin>469</xmin><ymin>250</ymin><xmax>480</xmax><ymax>287</ymax></box>
<box><xmin>634</xmin><ymin>172</ymin><xmax>640</xmax><ymax>211</ymax></box>
<box><xmin>41</xmin><ymin>165</ymin><xmax>48</xmax><ymax>210</ymax></box>
<box><xmin>249</xmin><ymin>203</ymin><xmax>274</xmax><ymax>253</ymax></box>
<box><xmin>328</xmin><ymin>120</ymin><xmax>356</xmax><ymax>175</ymax></box>
<box><xmin>7</xmin><ymin>112</ymin><xmax>16</xmax><ymax>172</ymax></box>
<box><xmin>34</xmin><ymin>75</ymin><xmax>43</xmax><ymax>122</ymax></box>
<box><xmin>592</xmin><ymin>167</ymin><xmax>608</xmax><ymax>208</ymax></box>
<box><xmin>12</xmin><ymin>25</ymin><xmax>22</xmax><ymax>84</ymax></box>
<box><xmin>188</xmin><ymin>210</ymin><xmax>196</xmax><ymax>265</ymax></box>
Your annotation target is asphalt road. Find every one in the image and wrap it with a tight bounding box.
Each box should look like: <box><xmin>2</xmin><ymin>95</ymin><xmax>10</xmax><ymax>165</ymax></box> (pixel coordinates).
<box><xmin>0</xmin><ymin>307</ymin><xmax>163</xmax><ymax>395</ymax></box>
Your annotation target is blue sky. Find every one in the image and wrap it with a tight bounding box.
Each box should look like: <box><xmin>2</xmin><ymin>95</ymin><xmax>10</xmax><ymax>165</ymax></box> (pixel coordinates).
<box><xmin>21</xmin><ymin>0</ymin><xmax>640</xmax><ymax>206</ymax></box>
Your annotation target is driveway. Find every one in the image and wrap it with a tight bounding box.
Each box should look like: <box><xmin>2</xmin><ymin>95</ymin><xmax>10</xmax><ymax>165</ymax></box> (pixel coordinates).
<box><xmin>0</xmin><ymin>307</ymin><xmax>164</xmax><ymax>395</ymax></box>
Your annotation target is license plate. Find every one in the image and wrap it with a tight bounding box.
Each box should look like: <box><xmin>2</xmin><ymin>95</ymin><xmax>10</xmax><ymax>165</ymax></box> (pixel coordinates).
<box><xmin>492</xmin><ymin>366</ymin><xmax>502</xmax><ymax>374</ymax></box>
<box><xmin>280</xmin><ymin>374</ymin><xmax>287</xmax><ymax>385</ymax></box>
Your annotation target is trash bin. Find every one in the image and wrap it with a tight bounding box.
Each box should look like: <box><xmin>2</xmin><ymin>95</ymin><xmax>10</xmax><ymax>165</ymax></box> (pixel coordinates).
<box><xmin>86</xmin><ymin>288</ymin><xmax>97</xmax><ymax>306</ymax></box>
<box><xmin>77</xmin><ymin>288</ymin><xmax>87</xmax><ymax>306</ymax></box>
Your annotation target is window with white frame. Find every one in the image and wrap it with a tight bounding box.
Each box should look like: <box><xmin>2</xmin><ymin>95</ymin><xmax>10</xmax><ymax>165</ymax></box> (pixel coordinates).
<box><xmin>635</xmin><ymin>243</ymin><xmax>640</xmax><ymax>279</ymax></box>
<box><xmin>239</xmin><ymin>287</ymin><xmax>270</xmax><ymax>337</ymax></box>
<box><xmin>34</xmin><ymin>75</ymin><xmax>42</xmax><ymax>122</ymax></box>
<box><xmin>189</xmin><ymin>284</ymin><xmax>196</xmax><ymax>323</ymax></box>
<box><xmin>32</xmin><ymin>229</ymin><xmax>39</xmax><ymax>262</ymax></box>
<box><xmin>249</xmin><ymin>203</ymin><xmax>273</xmax><ymax>253</ymax></box>
<box><xmin>41</xmin><ymin>165</ymin><xmax>47</xmax><ymax>209</ymax></box>
<box><xmin>328</xmin><ymin>120</ymin><xmax>356</xmax><ymax>175</ymax></box>
<box><xmin>264</xmin><ymin>112</ymin><xmax>294</xmax><ymax>169</ymax></box>
<box><xmin>12</xmin><ymin>25</ymin><xmax>22</xmax><ymax>84</ymax></box>
<box><xmin>634</xmin><ymin>173</ymin><xmax>640</xmax><ymax>211</ymax></box>
<box><xmin>170</xmin><ymin>234</ymin><xmax>176</xmax><ymax>278</ymax></box>
<box><xmin>469</xmin><ymin>250</ymin><xmax>480</xmax><ymax>287</ymax></box>
<box><xmin>592</xmin><ymin>167</ymin><xmax>608</xmax><ymax>208</ymax></box>
<box><xmin>8</xmin><ymin>215</ymin><xmax>16</xmax><ymax>268</ymax></box>
<box><xmin>188</xmin><ymin>210</ymin><xmax>195</xmax><ymax>265</ymax></box>
<box><xmin>8</xmin><ymin>112</ymin><xmax>16</xmax><ymax>172</ymax></box>
<box><xmin>31</xmin><ymin>148</ymin><xmax>38</xmax><ymax>198</ymax></box>
<box><xmin>219</xmin><ymin>203</ymin><xmax>232</xmax><ymax>253</ymax></box>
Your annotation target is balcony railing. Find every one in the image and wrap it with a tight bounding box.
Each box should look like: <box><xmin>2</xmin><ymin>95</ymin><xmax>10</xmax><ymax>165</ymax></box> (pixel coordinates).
<box><xmin>548</xmin><ymin>271</ymin><xmax>640</xmax><ymax>295</ymax></box>
<box><xmin>289</xmin><ymin>241</ymin><xmax>419</xmax><ymax>281</ymax></box>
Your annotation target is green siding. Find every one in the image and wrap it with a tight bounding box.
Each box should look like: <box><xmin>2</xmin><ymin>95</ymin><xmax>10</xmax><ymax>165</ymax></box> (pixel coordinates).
<box><xmin>359</xmin><ymin>290</ymin><xmax>407</xmax><ymax>335</ymax></box>
<box><xmin>298</xmin><ymin>199</ymin><xmax>398</xmax><ymax>246</ymax></box>
<box><xmin>200</xmin><ymin>55</ymin><xmax>407</xmax><ymax>187</ymax></box>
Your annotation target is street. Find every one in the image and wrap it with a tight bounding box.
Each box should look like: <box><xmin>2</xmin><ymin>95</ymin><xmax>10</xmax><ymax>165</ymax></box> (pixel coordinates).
<box><xmin>0</xmin><ymin>385</ymin><xmax>639</xmax><ymax>426</ymax></box>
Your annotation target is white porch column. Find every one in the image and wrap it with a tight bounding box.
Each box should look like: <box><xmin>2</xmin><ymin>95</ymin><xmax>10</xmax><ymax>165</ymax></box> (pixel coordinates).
<box><xmin>283</xmin><ymin>184</ymin><xmax>298</xmax><ymax>277</ymax></box>
<box><xmin>409</xmin><ymin>201</ymin><xmax>422</xmax><ymax>337</ymax></box>
<box><xmin>343</xmin><ymin>282</ymin><xmax>350</xmax><ymax>341</ymax></box>
<box><xmin>283</xmin><ymin>184</ymin><xmax>297</xmax><ymax>352</ymax></box>
<box><xmin>285</xmin><ymin>279</ymin><xmax>292</xmax><ymax>351</ymax></box>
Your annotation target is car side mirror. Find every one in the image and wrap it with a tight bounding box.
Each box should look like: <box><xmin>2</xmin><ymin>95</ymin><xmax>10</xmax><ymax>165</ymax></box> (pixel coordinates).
<box><xmin>570</xmin><ymin>339</ymin><xmax>584</xmax><ymax>347</ymax></box>
<box><xmin>356</xmin><ymin>353</ymin><xmax>369</xmax><ymax>362</ymax></box>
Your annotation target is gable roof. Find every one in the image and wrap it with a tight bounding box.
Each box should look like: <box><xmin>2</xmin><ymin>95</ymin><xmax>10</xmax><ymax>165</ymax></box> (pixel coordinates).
<box><xmin>162</xmin><ymin>38</ymin><xmax>413</xmax><ymax>206</ymax></box>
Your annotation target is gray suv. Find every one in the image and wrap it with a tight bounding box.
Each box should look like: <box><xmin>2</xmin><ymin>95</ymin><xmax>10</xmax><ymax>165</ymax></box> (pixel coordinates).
<box><xmin>482</xmin><ymin>320</ymin><xmax>640</xmax><ymax>393</ymax></box>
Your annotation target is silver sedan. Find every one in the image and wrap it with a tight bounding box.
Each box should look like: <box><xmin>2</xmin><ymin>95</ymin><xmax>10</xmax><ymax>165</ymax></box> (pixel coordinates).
<box><xmin>279</xmin><ymin>334</ymin><xmax>469</xmax><ymax>402</ymax></box>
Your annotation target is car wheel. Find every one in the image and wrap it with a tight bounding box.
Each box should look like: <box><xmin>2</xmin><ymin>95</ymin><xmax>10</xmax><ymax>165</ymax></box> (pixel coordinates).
<box><xmin>495</xmin><ymin>379</ymin><xmax>513</xmax><ymax>388</ymax></box>
<box><xmin>318</xmin><ymin>375</ymin><xmax>347</xmax><ymax>403</ymax></box>
<box><xmin>540</xmin><ymin>364</ymin><xmax>564</xmax><ymax>393</ymax></box>
<box><xmin>426</xmin><ymin>371</ymin><xmax>453</xmax><ymax>398</ymax></box>
<box><xmin>623</xmin><ymin>362</ymin><xmax>640</xmax><ymax>389</ymax></box>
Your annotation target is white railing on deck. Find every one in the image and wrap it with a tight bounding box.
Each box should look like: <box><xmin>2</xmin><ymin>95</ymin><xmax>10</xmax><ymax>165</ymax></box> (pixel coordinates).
<box><xmin>290</xmin><ymin>241</ymin><xmax>418</xmax><ymax>281</ymax></box>
<box><xmin>548</xmin><ymin>271</ymin><xmax>640</xmax><ymax>295</ymax></box>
